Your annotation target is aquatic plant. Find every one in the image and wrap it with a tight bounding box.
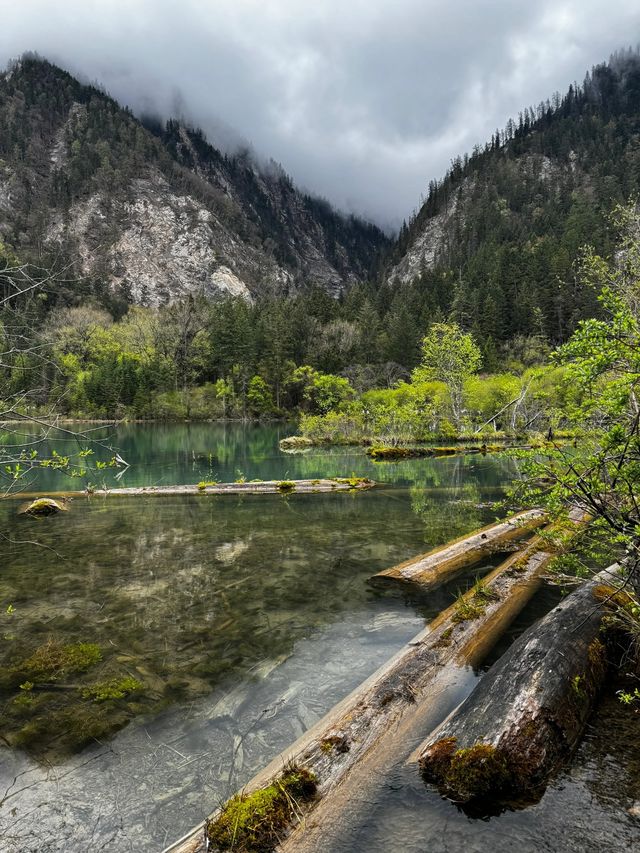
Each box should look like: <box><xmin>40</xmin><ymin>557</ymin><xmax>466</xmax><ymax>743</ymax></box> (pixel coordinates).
<box><xmin>81</xmin><ymin>676</ymin><xmax>142</xmax><ymax>702</ymax></box>
<box><xmin>3</xmin><ymin>640</ymin><xmax>102</xmax><ymax>688</ymax></box>
<box><xmin>12</xmin><ymin>703</ymin><xmax>128</xmax><ymax>754</ymax></box>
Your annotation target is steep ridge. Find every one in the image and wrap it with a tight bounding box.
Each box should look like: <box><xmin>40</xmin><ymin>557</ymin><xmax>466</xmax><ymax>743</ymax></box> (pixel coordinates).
<box><xmin>383</xmin><ymin>49</ymin><xmax>640</xmax><ymax>347</ymax></box>
<box><xmin>0</xmin><ymin>56</ymin><xmax>388</xmax><ymax>306</ymax></box>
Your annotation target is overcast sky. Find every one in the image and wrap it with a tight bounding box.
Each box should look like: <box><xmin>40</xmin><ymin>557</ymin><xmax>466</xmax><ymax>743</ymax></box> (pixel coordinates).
<box><xmin>1</xmin><ymin>1</ymin><xmax>639</xmax><ymax>228</ymax></box>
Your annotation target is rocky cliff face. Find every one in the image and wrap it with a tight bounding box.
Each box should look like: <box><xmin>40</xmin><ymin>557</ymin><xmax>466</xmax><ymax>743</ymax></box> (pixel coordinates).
<box><xmin>385</xmin><ymin>193</ymin><xmax>461</xmax><ymax>286</ymax></box>
<box><xmin>384</xmin><ymin>152</ymin><xmax>570</xmax><ymax>289</ymax></box>
<box><xmin>0</xmin><ymin>58</ymin><xmax>387</xmax><ymax>306</ymax></box>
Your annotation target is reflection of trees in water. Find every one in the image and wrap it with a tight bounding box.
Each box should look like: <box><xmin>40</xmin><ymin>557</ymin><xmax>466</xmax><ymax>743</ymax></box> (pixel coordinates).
<box><xmin>407</xmin><ymin>454</ymin><xmax>524</xmax><ymax>546</ymax></box>
<box><xmin>410</xmin><ymin>482</ymin><xmax>484</xmax><ymax>546</ymax></box>
<box><xmin>0</xmin><ymin>491</ymin><xmax>432</xmax><ymax>759</ymax></box>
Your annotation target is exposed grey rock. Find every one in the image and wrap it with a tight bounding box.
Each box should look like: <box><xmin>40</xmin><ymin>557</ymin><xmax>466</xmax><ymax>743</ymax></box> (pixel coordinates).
<box><xmin>0</xmin><ymin>59</ymin><xmax>387</xmax><ymax>306</ymax></box>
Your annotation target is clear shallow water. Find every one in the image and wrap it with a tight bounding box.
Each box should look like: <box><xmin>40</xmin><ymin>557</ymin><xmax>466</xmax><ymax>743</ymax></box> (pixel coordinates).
<box><xmin>319</xmin><ymin>686</ymin><xmax>640</xmax><ymax>853</ymax></box>
<box><xmin>291</xmin><ymin>590</ymin><xmax>640</xmax><ymax>853</ymax></box>
<box><xmin>0</xmin><ymin>424</ymin><xmax>518</xmax><ymax>851</ymax></box>
<box><xmin>0</xmin><ymin>425</ymin><xmax>635</xmax><ymax>852</ymax></box>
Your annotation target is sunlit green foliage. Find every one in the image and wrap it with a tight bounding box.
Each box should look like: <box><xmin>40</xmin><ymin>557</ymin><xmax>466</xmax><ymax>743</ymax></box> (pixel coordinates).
<box><xmin>512</xmin><ymin>205</ymin><xmax>640</xmax><ymax>653</ymax></box>
<box><xmin>413</xmin><ymin>323</ymin><xmax>482</xmax><ymax>427</ymax></box>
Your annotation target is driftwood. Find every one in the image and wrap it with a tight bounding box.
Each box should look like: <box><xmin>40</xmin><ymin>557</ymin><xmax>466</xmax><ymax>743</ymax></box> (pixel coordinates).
<box><xmin>164</xmin><ymin>511</ymin><xmax>584</xmax><ymax>853</ymax></box>
<box><xmin>7</xmin><ymin>478</ymin><xmax>375</xmax><ymax>502</ymax></box>
<box><xmin>418</xmin><ymin>562</ymin><xmax>629</xmax><ymax>804</ymax></box>
<box><xmin>373</xmin><ymin>509</ymin><xmax>546</xmax><ymax>588</ymax></box>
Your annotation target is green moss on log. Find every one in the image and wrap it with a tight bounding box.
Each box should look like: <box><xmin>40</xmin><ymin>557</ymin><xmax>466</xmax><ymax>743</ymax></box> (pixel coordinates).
<box><xmin>367</xmin><ymin>446</ymin><xmax>422</xmax><ymax>461</ymax></box>
<box><xmin>434</xmin><ymin>626</ymin><xmax>454</xmax><ymax>648</ymax></box>
<box><xmin>443</xmin><ymin>743</ymin><xmax>510</xmax><ymax>800</ymax></box>
<box><xmin>422</xmin><ymin>736</ymin><xmax>458</xmax><ymax>780</ymax></box>
<box><xmin>331</xmin><ymin>476</ymin><xmax>373</xmax><ymax>489</ymax></box>
<box><xmin>206</xmin><ymin>765</ymin><xmax>317</xmax><ymax>851</ymax></box>
<box><xmin>423</xmin><ymin>739</ymin><xmax>510</xmax><ymax>801</ymax></box>
<box><xmin>319</xmin><ymin>734</ymin><xmax>350</xmax><ymax>755</ymax></box>
<box><xmin>197</xmin><ymin>480</ymin><xmax>218</xmax><ymax>490</ymax></box>
<box><xmin>279</xmin><ymin>436</ymin><xmax>314</xmax><ymax>450</ymax></box>
<box><xmin>451</xmin><ymin>580</ymin><xmax>501</xmax><ymax>624</ymax></box>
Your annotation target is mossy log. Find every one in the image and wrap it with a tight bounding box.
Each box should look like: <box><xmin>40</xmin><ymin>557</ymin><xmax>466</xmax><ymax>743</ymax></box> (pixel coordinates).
<box><xmin>7</xmin><ymin>478</ymin><xmax>375</xmax><ymax>502</ymax></box>
<box><xmin>163</xmin><ymin>513</ymin><xmax>585</xmax><ymax>853</ymax></box>
<box><xmin>373</xmin><ymin>509</ymin><xmax>546</xmax><ymax>589</ymax></box>
<box><xmin>206</xmin><ymin>765</ymin><xmax>318</xmax><ymax>852</ymax></box>
<box><xmin>367</xmin><ymin>443</ymin><xmax>549</xmax><ymax>461</ymax></box>
<box><xmin>418</xmin><ymin>562</ymin><xmax>631</xmax><ymax>804</ymax></box>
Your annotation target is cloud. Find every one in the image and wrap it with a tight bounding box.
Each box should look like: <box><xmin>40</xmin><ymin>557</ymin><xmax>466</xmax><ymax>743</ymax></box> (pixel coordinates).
<box><xmin>1</xmin><ymin>0</ymin><xmax>639</xmax><ymax>228</ymax></box>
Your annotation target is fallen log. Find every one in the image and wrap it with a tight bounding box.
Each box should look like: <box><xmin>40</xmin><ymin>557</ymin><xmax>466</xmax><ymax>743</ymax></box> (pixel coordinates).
<box><xmin>372</xmin><ymin>509</ymin><xmax>546</xmax><ymax>589</ymax></box>
<box><xmin>367</xmin><ymin>444</ymin><xmax>506</xmax><ymax>460</ymax></box>
<box><xmin>6</xmin><ymin>477</ymin><xmax>375</xmax><ymax>502</ymax></box>
<box><xmin>163</xmin><ymin>511</ymin><xmax>584</xmax><ymax>853</ymax></box>
<box><xmin>366</xmin><ymin>442</ymin><xmax>568</xmax><ymax>461</ymax></box>
<box><xmin>418</xmin><ymin>562</ymin><xmax>631</xmax><ymax>804</ymax></box>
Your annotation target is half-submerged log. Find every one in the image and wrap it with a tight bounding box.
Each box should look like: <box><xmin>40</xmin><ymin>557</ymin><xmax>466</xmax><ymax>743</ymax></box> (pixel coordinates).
<box><xmin>373</xmin><ymin>509</ymin><xmax>546</xmax><ymax>589</ymax></box>
<box><xmin>418</xmin><ymin>563</ymin><xmax>627</xmax><ymax>804</ymax></box>
<box><xmin>367</xmin><ymin>445</ymin><xmax>505</xmax><ymax>460</ymax></box>
<box><xmin>366</xmin><ymin>442</ymin><xmax>565</xmax><ymax>461</ymax></box>
<box><xmin>5</xmin><ymin>478</ymin><xmax>375</xmax><ymax>501</ymax></box>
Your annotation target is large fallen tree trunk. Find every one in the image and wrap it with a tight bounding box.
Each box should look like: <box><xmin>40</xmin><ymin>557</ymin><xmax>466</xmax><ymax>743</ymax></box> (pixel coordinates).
<box><xmin>418</xmin><ymin>562</ymin><xmax>633</xmax><ymax>804</ymax></box>
<box><xmin>7</xmin><ymin>477</ymin><xmax>374</xmax><ymax>502</ymax></box>
<box><xmin>163</xmin><ymin>510</ymin><xmax>584</xmax><ymax>853</ymax></box>
<box><xmin>373</xmin><ymin>509</ymin><xmax>546</xmax><ymax>589</ymax></box>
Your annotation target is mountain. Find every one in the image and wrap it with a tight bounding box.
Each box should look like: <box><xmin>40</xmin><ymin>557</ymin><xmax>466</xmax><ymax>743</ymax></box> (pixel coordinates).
<box><xmin>0</xmin><ymin>56</ymin><xmax>388</xmax><ymax>308</ymax></box>
<box><xmin>382</xmin><ymin>49</ymin><xmax>640</xmax><ymax>349</ymax></box>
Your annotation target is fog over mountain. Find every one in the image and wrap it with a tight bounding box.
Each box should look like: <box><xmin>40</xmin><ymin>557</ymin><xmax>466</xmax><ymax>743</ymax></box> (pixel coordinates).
<box><xmin>1</xmin><ymin>0</ymin><xmax>639</xmax><ymax>227</ymax></box>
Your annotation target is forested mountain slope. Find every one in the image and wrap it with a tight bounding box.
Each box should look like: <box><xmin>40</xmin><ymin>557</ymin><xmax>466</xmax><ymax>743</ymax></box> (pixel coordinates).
<box><xmin>0</xmin><ymin>56</ymin><xmax>387</xmax><ymax>308</ymax></box>
<box><xmin>383</xmin><ymin>49</ymin><xmax>640</xmax><ymax>352</ymax></box>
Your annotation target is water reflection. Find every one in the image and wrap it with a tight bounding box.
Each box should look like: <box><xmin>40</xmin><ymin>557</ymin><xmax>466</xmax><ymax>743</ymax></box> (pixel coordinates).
<box><xmin>0</xmin><ymin>425</ymin><xmax>521</xmax><ymax>851</ymax></box>
<box><xmin>0</xmin><ymin>421</ymin><xmax>522</xmax><ymax>492</ymax></box>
